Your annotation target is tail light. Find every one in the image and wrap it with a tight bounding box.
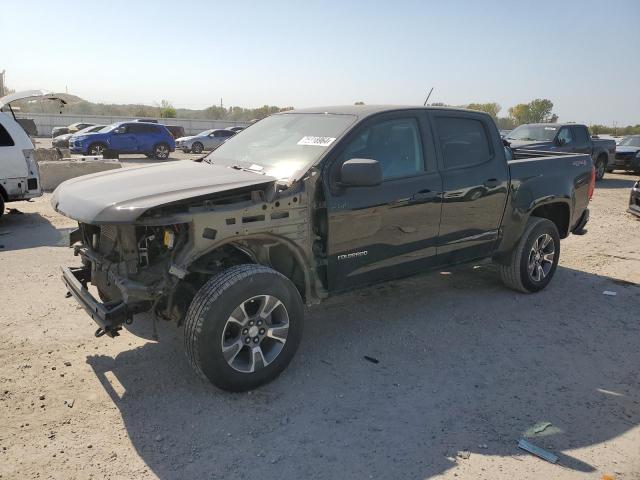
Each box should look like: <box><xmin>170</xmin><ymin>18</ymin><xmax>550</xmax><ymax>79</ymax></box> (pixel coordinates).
<box><xmin>588</xmin><ymin>166</ymin><xmax>596</xmax><ymax>201</ymax></box>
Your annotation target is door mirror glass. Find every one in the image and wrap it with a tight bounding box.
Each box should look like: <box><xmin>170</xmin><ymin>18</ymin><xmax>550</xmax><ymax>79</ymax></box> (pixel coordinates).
<box><xmin>340</xmin><ymin>158</ymin><xmax>382</xmax><ymax>187</ymax></box>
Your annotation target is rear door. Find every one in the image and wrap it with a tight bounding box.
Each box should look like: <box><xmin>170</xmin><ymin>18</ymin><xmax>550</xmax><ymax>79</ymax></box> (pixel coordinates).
<box><xmin>429</xmin><ymin>111</ymin><xmax>509</xmax><ymax>263</ymax></box>
<box><xmin>324</xmin><ymin>111</ymin><xmax>443</xmax><ymax>291</ymax></box>
<box><xmin>571</xmin><ymin>125</ymin><xmax>592</xmax><ymax>155</ymax></box>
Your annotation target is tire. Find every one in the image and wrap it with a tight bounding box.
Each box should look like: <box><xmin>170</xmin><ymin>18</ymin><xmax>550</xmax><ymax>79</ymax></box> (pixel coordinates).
<box><xmin>0</xmin><ymin>195</ymin><xmax>4</xmax><ymax>220</ymax></box>
<box><xmin>499</xmin><ymin>217</ymin><xmax>560</xmax><ymax>293</ymax></box>
<box><xmin>594</xmin><ymin>156</ymin><xmax>607</xmax><ymax>181</ymax></box>
<box><xmin>153</xmin><ymin>142</ymin><xmax>170</xmax><ymax>160</ymax></box>
<box><xmin>191</xmin><ymin>142</ymin><xmax>204</xmax><ymax>154</ymax></box>
<box><xmin>88</xmin><ymin>143</ymin><xmax>107</xmax><ymax>156</ymax></box>
<box><xmin>184</xmin><ymin>264</ymin><xmax>304</xmax><ymax>392</ymax></box>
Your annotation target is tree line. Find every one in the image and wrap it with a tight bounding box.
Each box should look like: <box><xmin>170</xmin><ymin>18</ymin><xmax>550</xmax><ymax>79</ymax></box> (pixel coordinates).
<box><xmin>5</xmin><ymin>87</ymin><xmax>637</xmax><ymax>134</ymax></box>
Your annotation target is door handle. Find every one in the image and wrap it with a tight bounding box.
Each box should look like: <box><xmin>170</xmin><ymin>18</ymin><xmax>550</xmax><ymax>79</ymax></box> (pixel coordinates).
<box><xmin>484</xmin><ymin>179</ymin><xmax>499</xmax><ymax>188</ymax></box>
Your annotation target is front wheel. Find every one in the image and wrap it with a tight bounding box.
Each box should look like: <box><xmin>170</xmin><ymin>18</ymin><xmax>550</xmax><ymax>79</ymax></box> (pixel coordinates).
<box><xmin>153</xmin><ymin>143</ymin><xmax>170</xmax><ymax>159</ymax></box>
<box><xmin>499</xmin><ymin>217</ymin><xmax>560</xmax><ymax>293</ymax></box>
<box><xmin>184</xmin><ymin>264</ymin><xmax>304</xmax><ymax>391</ymax></box>
<box><xmin>191</xmin><ymin>142</ymin><xmax>204</xmax><ymax>154</ymax></box>
<box><xmin>88</xmin><ymin>143</ymin><xmax>107</xmax><ymax>156</ymax></box>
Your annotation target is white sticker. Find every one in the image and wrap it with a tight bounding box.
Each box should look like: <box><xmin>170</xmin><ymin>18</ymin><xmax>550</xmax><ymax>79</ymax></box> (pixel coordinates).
<box><xmin>544</xmin><ymin>127</ymin><xmax>557</xmax><ymax>131</ymax></box>
<box><xmin>297</xmin><ymin>136</ymin><xmax>336</xmax><ymax>147</ymax></box>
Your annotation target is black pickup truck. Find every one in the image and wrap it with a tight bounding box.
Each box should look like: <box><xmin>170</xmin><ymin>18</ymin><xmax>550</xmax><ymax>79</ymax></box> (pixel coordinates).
<box><xmin>52</xmin><ymin>106</ymin><xmax>594</xmax><ymax>391</ymax></box>
<box><xmin>506</xmin><ymin>123</ymin><xmax>615</xmax><ymax>180</ymax></box>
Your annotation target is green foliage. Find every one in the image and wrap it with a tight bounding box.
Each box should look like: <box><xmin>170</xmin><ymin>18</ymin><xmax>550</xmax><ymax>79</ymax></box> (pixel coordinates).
<box><xmin>159</xmin><ymin>99</ymin><xmax>177</xmax><ymax>118</ymax></box>
<box><xmin>508</xmin><ymin>98</ymin><xmax>557</xmax><ymax>125</ymax></box>
<box><xmin>466</xmin><ymin>102</ymin><xmax>501</xmax><ymax>119</ymax></box>
<box><xmin>591</xmin><ymin>124</ymin><xmax>640</xmax><ymax>136</ymax></box>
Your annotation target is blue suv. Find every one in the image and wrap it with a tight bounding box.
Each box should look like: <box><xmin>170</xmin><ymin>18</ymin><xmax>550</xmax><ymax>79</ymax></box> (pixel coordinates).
<box><xmin>69</xmin><ymin>122</ymin><xmax>176</xmax><ymax>159</ymax></box>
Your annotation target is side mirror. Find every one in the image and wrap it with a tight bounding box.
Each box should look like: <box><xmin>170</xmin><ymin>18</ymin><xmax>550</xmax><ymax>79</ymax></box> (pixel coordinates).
<box><xmin>340</xmin><ymin>158</ymin><xmax>382</xmax><ymax>187</ymax></box>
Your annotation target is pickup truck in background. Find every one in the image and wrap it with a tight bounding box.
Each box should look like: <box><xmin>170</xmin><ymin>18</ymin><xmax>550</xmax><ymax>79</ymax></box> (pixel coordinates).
<box><xmin>506</xmin><ymin>123</ymin><xmax>615</xmax><ymax>180</ymax></box>
<box><xmin>52</xmin><ymin>105</ymin><xmax>594</xmax><ymax>391</ymax></box>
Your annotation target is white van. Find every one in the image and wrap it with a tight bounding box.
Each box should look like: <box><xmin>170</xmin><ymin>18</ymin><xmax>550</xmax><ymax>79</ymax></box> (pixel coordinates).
<box><xmin>0</xmin><ymin>90</ymin><xmax>66</xmax><ymax>218</ymax></box>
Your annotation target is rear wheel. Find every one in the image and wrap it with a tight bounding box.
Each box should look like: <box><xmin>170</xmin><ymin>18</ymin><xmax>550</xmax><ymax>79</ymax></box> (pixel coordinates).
<box><xmin>88</xmin><ymin>143</ymin><xmax>107</xmax><ymax>156</ymax></box>
<box><xmin>153</xmin><ymin>143</ymin><xmax>170</xmax><ymax>160</ymax></box>
<box><xmin>0</xmin><ymin>196</ymin><xmax>5</xmax><ymax>220</ymax></box>
<box><xmin>184</xmin><ymin>264</ymin><xmax>304</xmax><ymax>392</ymax></box>
<box><xmin>191</xmin><ymin>142</ymin><xmax>204</xmax><ymax>154</ymax></box>
<box><xmin>499</xmin><ymin>217</ymin><xmax>560</xmax><ymax>293</ymax></box>
<box><xmin>595</xmin><ymin>156</ymin><xmax>606</xmax><ymax>181</ymax></box>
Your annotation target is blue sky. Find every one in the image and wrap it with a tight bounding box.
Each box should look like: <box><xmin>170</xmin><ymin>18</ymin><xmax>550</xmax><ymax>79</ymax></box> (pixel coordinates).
<box><xmin>2</xmin><ymin>0</ymin><xmax>639</xmax><ymax>124</ymax></box>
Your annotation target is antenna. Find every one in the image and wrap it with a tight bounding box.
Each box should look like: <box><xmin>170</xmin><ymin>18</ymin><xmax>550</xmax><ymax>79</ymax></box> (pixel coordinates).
<box><xmin>423</xmin><ymin>87</ymin><xmax>434</xmax><ymax>106</ymax></box>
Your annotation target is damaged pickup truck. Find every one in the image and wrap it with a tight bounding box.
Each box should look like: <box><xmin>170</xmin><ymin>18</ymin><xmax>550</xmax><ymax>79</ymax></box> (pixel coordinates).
<box><xmin>52</xmin><ymin>106</ymin><xmax>594</xmax><ymax>391</ymax></box>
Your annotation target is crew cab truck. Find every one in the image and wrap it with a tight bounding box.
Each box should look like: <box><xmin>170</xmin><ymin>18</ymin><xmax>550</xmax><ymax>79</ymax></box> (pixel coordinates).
<box><xmin>506</xmin><ymin>123</ymin><xmax>615</xmax><ymax>180</ymax></box>
<box><xmin>52</xmin><ymin>106</ymin><xmax>594</xmax><ymax>391</ymax></box>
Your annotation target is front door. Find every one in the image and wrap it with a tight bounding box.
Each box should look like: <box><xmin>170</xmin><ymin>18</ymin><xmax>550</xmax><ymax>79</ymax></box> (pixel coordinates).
<box><xmin>325</xmin><ymin>112</ymin><xmax>443</xmax><ymax>291</ymax></box>
<box><xmin>429</xmin><ymin>112</ymin><xmax>510</xmax><ymax>264</ymax></box>
<box><xmin>110</xmin><ymin>125</ymin><xmax>138</xmax><ymax>153</ymax></box>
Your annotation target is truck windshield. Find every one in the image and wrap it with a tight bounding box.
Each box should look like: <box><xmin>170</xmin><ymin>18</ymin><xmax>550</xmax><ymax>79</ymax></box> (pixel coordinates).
<box><xmin>203</xmin><ymin>113</ymin><xmax>357</xmax><ymax>180</ymax></box>
<box><xmin>507</xmin><ymin>125</ymin><xmax>558</xmax><ymax>141</ymax></box>
<box><xmin>619</xmin><ymin>136</ymin><xmax>640</xmax><ymax>147</ymax></box>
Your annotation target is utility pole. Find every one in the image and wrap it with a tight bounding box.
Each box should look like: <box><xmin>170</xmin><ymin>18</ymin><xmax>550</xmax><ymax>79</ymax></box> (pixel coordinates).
<box><xmin>0</xmin><ymin>70</ymin><xmax>5</xmax><ymax>97</ymax></box>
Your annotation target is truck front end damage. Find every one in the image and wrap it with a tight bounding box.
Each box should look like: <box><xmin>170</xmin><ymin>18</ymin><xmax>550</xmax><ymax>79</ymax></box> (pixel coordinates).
<box><xmin>63</xmin><ymin>222</ymin><xmax>189</xmax><ymax>337</ymax></box>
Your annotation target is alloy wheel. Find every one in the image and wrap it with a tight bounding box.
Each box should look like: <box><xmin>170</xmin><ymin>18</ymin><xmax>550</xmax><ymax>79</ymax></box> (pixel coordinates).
<box><xmin>221</xmin><ymin>295</ymin><xmax>289</xmax><ymax>373</ymax></box>
<box><xmin>527</xmin><ymin>233</ymin><xmax>555</xmax><ymax>282</ymax></box>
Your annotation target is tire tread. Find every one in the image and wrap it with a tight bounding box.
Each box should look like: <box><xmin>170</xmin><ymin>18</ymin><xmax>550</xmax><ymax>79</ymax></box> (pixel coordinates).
<box><xmin>183</xmin><ymin>264</ymin><xmax>290</xmax><ymax>381</ymax></box>
<box><xmin>499</xmin><ymin>217</ymin><xmax>548</xmax><ymax>293</ymax></box>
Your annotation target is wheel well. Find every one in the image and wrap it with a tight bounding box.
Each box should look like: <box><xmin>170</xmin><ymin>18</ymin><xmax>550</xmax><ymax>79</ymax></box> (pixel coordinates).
<box><xmin>0</xmin><ymin>185</ymin><xmax>7</xmax><ymax>201</ymax></box>
<box><xmin>597</xmin><ymin>152</ymin><xmax>608</xmax><ymax>164</ymax></box>
<box><xmin>530</xmin><ymin>203</ymin><xmax>570</xmax><ymax>238</ymax></box>
<box><xmin>188</xmin><ymin>241</ymin><xmax>307</xmax><ymax>299</ymax></box>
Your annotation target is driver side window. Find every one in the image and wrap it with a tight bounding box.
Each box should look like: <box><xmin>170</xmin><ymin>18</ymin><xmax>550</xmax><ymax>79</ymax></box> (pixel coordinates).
<box><xmin>557</xmin><ymin>127</ymin><xmax>573</xmax><ymax>145</ymax></box>
<box><xmin>337</xmin><ymin>117</ymin><xmax>424</xmax><ymax>180</ymax></box>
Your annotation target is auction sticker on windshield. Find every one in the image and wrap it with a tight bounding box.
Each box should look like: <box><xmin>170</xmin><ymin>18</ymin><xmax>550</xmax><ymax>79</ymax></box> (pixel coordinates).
<box><xmin>297</xmin><ymin>136</ymin><xmax>336</xmax><ymax>147</ymax></box>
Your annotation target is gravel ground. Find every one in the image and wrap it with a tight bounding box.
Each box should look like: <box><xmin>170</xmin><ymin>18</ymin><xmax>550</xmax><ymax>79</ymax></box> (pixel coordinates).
<box><xmin>0</xmin><ymin>166</ymin><xmax>639</xmax><ymax>479</ymax></box>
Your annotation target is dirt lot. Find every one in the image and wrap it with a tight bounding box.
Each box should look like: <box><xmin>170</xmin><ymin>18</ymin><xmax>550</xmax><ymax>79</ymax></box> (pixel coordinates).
<box><xmin>1</xmin><ymin>166</ymin><xmax>639</xmax><ymax>480</ymax></box>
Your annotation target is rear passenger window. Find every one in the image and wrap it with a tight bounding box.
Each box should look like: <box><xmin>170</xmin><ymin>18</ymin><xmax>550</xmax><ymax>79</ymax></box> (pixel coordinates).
<box><xmin>572</xmin><ymin>126</ymin><xmax>590</xmax><ymax>146</ymax></box>
<box><xmin>0</xmin><ymin>123</ymin><xmax>15</xmax><ymax>147</ymax></box>
<box><xmin>434</xmin><ymin>117</ymin><xmax>492</xmax><ymax>169</ymax></box>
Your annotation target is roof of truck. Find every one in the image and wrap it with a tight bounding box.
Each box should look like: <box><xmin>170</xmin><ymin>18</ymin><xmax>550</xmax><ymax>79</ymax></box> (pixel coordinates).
<box><xmin>286</xmin><ymin>105</ymin><xmax>486</xmax><ymax>118</ymax></box>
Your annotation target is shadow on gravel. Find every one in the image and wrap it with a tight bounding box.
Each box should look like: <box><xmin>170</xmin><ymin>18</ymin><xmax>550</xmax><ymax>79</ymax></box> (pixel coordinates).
<box><xmin>0</xmin><ymin>210</ymin><xmax>73</xmax><ymax>251</ymax></box>
<box><xmin>86</xmin><ymin>265</ymin><xmax>640</xmax><ymax>479</ymax></box>
<box><xmin>596</xmin><ymin>174</ymin><xmax>637</xmax><ymax>190</ymax></box>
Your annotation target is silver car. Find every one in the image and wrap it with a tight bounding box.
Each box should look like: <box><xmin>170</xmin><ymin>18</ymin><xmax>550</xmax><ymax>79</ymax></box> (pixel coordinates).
<box><xmin>175</xmin><ymin>129</ymin><xmax>236</xmax><ymax>154</ymax></box>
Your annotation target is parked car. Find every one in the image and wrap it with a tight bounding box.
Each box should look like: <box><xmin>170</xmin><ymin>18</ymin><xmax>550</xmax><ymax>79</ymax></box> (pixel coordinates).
<box><xmin>68</xmin><ymin>121</ymin><xmax>175</xmax><ymax>159</ymax></box>
<box><xmin>53</xmin><ymin>105</ymin><xmax>594</xmax><ymax>391</ymax></box>
<box><xmin>0</xmin><ymin>90</ymin><xmax>64</xmax><ymax>218</ymax></box>
<box><xmin>506</xmin><ymin>123</ymin><xmax>615</xmax><ymax>180</ymax></box>
<box><xmin>175</xmin><ymin>128</ymin><xmax>236</xmax><ymax>153</ymax></box>
<box><xmin>610</xmin><ymin>135</ymin><xmax>640</xmax><ymax>173</ymax></box>
<box><xmin>629</xmin><ymin>179</ymin><xmax>640</xmax><ymax>217</ymax></box>
<box><xmin>53</xmin><ymin>125</ymin><xmax>106</xmax><ymax>148</ymax></box>
<box><xmin>164</xmin><ymin>125</ymin><xmax>185</xmax><ymax>139</ymax></box>
<box><xmin>51</xmin><ymin>122</ymin><xmax>96</xmax><ymax>138</ymax></box>
<box><xmin>228</xmin><ymin>126</ymin><xmax>245</xmax><ymax>132</ymax></box>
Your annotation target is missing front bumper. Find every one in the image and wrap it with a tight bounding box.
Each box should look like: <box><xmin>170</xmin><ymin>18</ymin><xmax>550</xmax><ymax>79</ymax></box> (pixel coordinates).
<box><xmin>61</xmin><ymin>266</ymin><xmax>128</xmax><ymax>337</ymax></box>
